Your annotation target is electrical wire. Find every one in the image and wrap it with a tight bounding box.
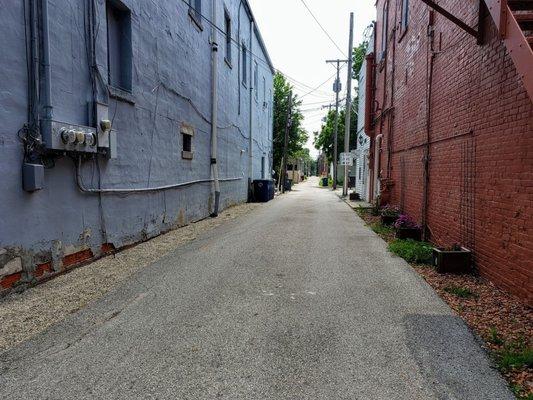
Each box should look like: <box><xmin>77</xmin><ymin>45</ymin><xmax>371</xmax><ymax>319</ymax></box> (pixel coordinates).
<box><xmin>299</xmin><ymin>0</ymin><xmax>347</xmax><ymax>57</ymax></box>
<box><xmin>178</xmin><ymin>0</ymin><xmax>339</xmax><ymax>98</ymax></box>
<box><xmin>299</xmin><ymin>66</ymin><xmax>346</xmax><ymax>100</ymax></box>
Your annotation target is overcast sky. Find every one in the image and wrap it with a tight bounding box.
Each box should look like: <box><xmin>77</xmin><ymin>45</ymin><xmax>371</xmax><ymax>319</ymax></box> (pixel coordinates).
<box><xmin>248</xmin><ymin>0</ymin><xmax>376</xmax><ymax>158</ymax></box>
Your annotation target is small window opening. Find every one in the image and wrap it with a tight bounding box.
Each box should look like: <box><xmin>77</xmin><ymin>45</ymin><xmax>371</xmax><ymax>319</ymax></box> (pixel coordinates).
<box><xmin>224</xmin><ymin>10</ymin><xmax>232</xmax><ymax>65</ymax></box>
<box><xmin>106</xmin><ymin>0</ymin><xmax>132</xmax><ymax>92</ymax></box>
<box><xmin>401</xmin><ymin>0</ymin><xmax>409</xmax><ymax>31</ymax></box>
<box><xmin>242</xmin><ymin>43</ymin><xmax>248</xmax><ymax>86</ymax></box>
<box><xmin>380</xmin><ymin>1</ymin><xmax>389</xmax><ymax>60</ymax></box>
<box><xmin>181</xmin><ymin>124</ymin><xmax>194</xmax><ymax>160</ymax></box>
<box><xmin>254</xmin><ymin>61</ymin><xmax>259</xmax><ymax>101</ymax></box>
<box><xmin>188</xmin><ymin>0</ymin><xmax>203</xmax><ymax>29</ymax></box>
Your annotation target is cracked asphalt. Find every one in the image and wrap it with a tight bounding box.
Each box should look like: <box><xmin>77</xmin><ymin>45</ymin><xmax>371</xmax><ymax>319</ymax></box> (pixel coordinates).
<box><xmin>0</xmin><ymin>178</ymin><xmax>513</xmax><ymax>399</ymax></box>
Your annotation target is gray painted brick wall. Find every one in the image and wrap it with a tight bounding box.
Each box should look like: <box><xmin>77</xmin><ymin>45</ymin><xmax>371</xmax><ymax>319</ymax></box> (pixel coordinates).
<box><xmin>0</xmin><ymin>0</ymin><xmax>274</xmax><ymax>282</ymax></box>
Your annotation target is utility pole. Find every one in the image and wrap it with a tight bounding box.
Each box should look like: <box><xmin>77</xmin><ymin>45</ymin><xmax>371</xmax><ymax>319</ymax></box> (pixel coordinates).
<box><xmin>321</xmin><ymin>103</ymin><xmax>334</xmax><ymax>113</ymax></box>
<box><xmin>343</xmin><ymin>13</ymin><xmax>355</xmax><ymax>197</ymax></box>
<box><xmin>281</xmin><ymin>91</ymin><xmax>292</xmax><ymax>194</ymax></box>
<box><xmin>325</xmin><ymin>59</ymin><xmax>348</xmax><ymax>190</ymax></box>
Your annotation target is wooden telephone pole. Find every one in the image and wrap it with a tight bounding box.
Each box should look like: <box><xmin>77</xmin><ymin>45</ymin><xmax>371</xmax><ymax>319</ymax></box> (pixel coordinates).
<box><xmin>281</xmin><ymin>91</ymin><xmax>292</xmax><ymax>193</ymax></box>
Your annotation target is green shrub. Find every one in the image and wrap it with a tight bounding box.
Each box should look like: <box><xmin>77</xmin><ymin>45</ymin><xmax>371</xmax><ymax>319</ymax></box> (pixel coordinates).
<box><xmin>444</xmin><ymin>285</ymin><xmax>477</xmax><ymax>299</ymax></box>
<box><xmin>370</xmin><ymin>222</ymin><xmax>394</xmax><ymax>236</ymax></box>
<box><xmin>487</xmin><ymin>327</ymin><xmax>504</xmax><ymax>346</ymax></box>
<box><xmin>510</xmin><ymin>384</ymin><xmax>533</xmax><ymax>400</ymax></box>
<box><xmin>388</xmin><ymin>239</ymin><xmax>433</xmax><ymax>264</ymax></box>
<box><xmin>496</xmin><ymin>340</ymin><xmax>533</xmax><ymax>372</ymax></box>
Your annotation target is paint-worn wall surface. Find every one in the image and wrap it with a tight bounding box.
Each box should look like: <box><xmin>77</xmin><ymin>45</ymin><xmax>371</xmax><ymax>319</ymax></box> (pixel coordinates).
<box><xmin>355</xmin><ymin>30</ymin><xmax>374</xmax><ymax>201</ymax></box>
<box><xmin>371</xmin><ymin>0</ymin><xmax>533</xmax><ymax>303</ymax></box>
<box><xmin>0</xmin><ymin>0</ymin><xmax>274</xmax><ymax>291</ymax></box>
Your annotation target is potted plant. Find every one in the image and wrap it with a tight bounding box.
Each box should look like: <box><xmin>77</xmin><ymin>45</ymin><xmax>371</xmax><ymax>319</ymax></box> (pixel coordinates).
<box><xmin>394</xmin><ymin>215</ymin><xmax>422</xmax><ymax>241</ymax></box>
<box><xmin>433</xmin><ymin>244</ymin><xmax>472</xmax><ymax>274</ymax></box>
<box><xmin>349</xmin><ymin>192</ymin><xmax>361</xmax><ymax>201</ymax></box>
<box><xmin>380</xmin><ymin>205</ymin><xmax>400</xmax><ymax>226</ymax></box>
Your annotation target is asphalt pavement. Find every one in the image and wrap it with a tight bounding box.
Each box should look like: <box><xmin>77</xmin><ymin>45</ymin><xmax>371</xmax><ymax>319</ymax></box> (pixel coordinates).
<box><xmin>0</xmin><ymin>177</ymin><xmax>513</xmax><ymax>399</ymax></box>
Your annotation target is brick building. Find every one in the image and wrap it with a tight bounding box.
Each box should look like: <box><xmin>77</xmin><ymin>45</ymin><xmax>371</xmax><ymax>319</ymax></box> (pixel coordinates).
<box><xmin>364</xmin><ymin>0</ymin><xmax>533</xmax><ymax>303</ymax></box>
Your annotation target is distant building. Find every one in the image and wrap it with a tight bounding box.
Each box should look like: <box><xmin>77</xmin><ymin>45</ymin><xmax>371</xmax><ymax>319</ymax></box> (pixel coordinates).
<box><xmin>354</xmin><ymin>27</ymin><xmax>374</xmax><ymax>201</ymax></box>
<box><xmin>0</xmin><ymin>0</ymin><xmax>274</xmax><ymax>292</ymax></box>
<box><xmin>365</xmin><ymin>0</ymin><xmax>533</xmax><ymax>303</ymax></box>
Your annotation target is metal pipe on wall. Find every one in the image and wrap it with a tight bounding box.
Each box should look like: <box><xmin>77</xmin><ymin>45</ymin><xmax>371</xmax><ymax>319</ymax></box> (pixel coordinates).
<box><xmin>422</xmin><ymin>17</ymin><xmax>436</xmax><ymax>240</ymax></box>
<box><xmin>248</xmin><ymin>20</ymin><xmax>254</xmax><ymax>199</ymax></box>
<box><xmin>210</xmin><ymin>0</ymin><xmax>221</xmax><ymax>217</ymax></box>
<box><xmin>76</xmin><ymin>157</ymin><xmax>241</xmax><ymax>194</ymax></box>
<box><xmin>28</xmin><ymin>0</ymin><xmax>39</xmax><ymax>130</ymax></box>
<box><xmin>374</xmin><ymin>134</ymin><xmax>382</xmax><ymax>199</ymax></box>
<box><xmin>40</xmin><ymin>0</ymin><xmax>53</xmax><ymax>132</ymax></box>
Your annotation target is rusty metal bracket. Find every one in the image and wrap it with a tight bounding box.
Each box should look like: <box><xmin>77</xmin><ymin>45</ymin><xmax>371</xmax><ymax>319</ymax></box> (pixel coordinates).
<box><xmin>419</xmin><ymin>0</ymin><xmax>479</xmax><ymax>38</ymax></box>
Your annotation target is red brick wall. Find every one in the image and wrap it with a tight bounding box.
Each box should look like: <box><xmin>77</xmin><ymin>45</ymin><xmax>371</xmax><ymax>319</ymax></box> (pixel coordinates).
<box><xmin>372</xmin><ymin>0</ymin><xmax>533</xmax><ymax>303</ymax></box>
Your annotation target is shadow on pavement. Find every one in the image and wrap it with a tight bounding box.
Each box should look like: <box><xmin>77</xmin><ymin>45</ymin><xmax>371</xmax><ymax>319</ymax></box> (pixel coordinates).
<box><xmin>404</xmin><ymin>314</ymin><xmax>512</xmax><ymax>399</ymax></box>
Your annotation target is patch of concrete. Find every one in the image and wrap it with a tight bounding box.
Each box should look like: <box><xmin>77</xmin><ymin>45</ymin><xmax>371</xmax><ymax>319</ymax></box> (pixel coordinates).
<box><xmin>0</xmin><ymin>258</ymin><xmax>22</xmax><ymax>279</ymax></box>
<box><xmin>0</xmin><ymin>203</ymin><xmax>259</xmax><ymax>352</ymax></box>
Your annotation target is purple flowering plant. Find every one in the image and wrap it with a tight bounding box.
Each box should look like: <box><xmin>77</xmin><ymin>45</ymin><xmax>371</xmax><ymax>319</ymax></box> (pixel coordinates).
<box><xmin>394</xmin><ymin>214</ymin><xmax>421</xmax><ymax>230</ymax></box>
<box><xmin>380</xmin><ymin>204</ymin><xmax>401</xmax><ymax>217</ymax></box>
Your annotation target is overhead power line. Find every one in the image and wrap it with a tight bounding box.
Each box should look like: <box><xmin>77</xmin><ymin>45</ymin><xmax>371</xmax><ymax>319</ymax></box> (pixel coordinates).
<box><xmin>178</xmin><ymin>0</ymin><xmax>336</xmax><ymax>99</ymax></box>
<box><xmin>299</xmin><ymin>0</ymin><xmax>347</xmax><ymax>57</ymax></box>
<box><xmin>301</xmin><ymin>99</ymin><xmax>337</xmax><ymax>106</ymax></box>
<box><xmin>299</xmin><ymin>65</ymin><xmax>346</xmax><ymax>100</ymax></box>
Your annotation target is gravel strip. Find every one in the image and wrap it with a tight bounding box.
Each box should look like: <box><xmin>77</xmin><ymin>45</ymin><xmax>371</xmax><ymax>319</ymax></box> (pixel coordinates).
<box><xmin>0</xmin><ymin>203</ymin><xmax>259</xmax><ymax>353</ymax></box>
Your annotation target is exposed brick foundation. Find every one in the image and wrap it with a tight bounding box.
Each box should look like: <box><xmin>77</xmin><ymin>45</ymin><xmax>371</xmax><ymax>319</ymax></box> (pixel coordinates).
<box><xmin>62</xmin><ymin>249</ymin><xmax>94</xmax><ymax>270</ymax></box>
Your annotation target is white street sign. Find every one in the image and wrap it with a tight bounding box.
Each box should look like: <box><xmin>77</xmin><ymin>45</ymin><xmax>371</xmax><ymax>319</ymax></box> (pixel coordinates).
<box><xmin>339</xmin><ymin>152</ymin><xmax>353</xmax><ymax>166</ymax></box>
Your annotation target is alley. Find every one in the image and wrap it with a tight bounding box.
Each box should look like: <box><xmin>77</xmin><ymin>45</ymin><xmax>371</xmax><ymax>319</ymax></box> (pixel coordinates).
<box><xmin>0</xmin><ymin>178</ymin><xmax>513</xmax><ymax>399</ymax></box>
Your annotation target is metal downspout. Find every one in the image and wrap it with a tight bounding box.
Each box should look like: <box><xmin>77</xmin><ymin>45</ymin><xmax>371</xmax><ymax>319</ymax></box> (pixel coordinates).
<box><xmin>422</xmin><ymin>23</ymin><xmax>436</xmax><ymax>241</ymax></box>
<box><xmin>29</xmin><ymin>0</ymin><xmax>39</xmax><ymax>130</ymax></box>
<box><xmin>210</xmin><ymin>0</ymin><xmax>221</xmax><ymax>216</ymax></box>
<box><xmin>40</xmin><ymin>0</ymin><xmax>53</xmax><ymax>140</ymax></box>
<box><xmin>374</xmin><ymin>134</ymin><xmax>383</xmax><ymax>200</ymax></box>
<box><xmin>248</xmin><ymin>20</ymin><xmax>254</xmax><ymax>200</ymax></box>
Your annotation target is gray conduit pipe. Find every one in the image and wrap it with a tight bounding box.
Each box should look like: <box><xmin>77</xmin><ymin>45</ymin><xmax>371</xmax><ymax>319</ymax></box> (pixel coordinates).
<box><xmin>210</xmin><ymin>0</ymin><xmax>221</xmax><ymax>217</ymax></box>
<box><xmin>248</xmin><ymin>20</ymin><xmax>254</xmax><ymax>199</ymax></box>
<box><xmin>373</xmin><ymin>134</ymin><xmax>383</xmax><ymax>200</ymax></box>
<box><xmin>76</xmin><ymin>158</ymin><xmax>241</xmax><ymax>194</ymax></box>
<box><xmin>40</xmin><ymin>0</ymin><xmax>53</xmax><ymax>129</ymax></box>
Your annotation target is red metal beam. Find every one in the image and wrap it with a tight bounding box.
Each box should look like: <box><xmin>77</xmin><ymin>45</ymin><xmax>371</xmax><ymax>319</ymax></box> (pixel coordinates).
<box><xmin>484</xmin><ymin>0</ymin><xmax>533</xmax><ymax>101</ymax></box>
<box><xmin>419</xmin><ymin>0</ymin><xmax>479</xmax><ymax>38</ymax></box>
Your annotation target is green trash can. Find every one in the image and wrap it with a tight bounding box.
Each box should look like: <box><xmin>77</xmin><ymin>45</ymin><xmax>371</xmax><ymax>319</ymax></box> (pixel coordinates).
<box><xmin>284</xmin><ymin>179</ymin><xmax>293</xmax><ymax>192</ymax></box>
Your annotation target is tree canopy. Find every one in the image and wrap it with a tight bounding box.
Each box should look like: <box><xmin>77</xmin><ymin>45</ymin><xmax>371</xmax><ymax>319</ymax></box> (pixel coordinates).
<box><xmin>273</xmin><ymin>73</ymin><xmax>308</xmax><ymax>172</ymax></box>
<box><xmin>353</xmin><ymin>40</ymin><xmax>368</xmax><ymax>79</ymax></box>
<box><xmin>313</xmin><ymin>108</ymin><xmax>357</xmax><ymax>163</ymax></box>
